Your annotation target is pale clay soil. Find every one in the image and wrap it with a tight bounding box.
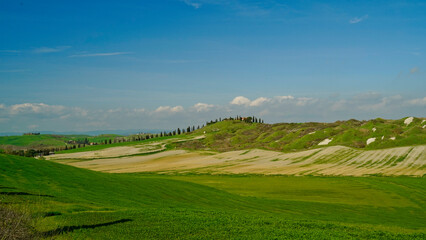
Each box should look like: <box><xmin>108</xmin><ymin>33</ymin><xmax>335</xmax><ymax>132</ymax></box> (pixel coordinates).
<box><xmin>48</xmin><ymin>142</ymin><xmax>426</xmax><ymax>176</ymax></box>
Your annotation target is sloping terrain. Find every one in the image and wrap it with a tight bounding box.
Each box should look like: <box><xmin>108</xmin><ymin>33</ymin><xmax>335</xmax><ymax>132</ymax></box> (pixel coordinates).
<box><xmin>46</xmin><ymin>117</ymin><xmax>426</xmax><ymax>176</ymax></box>
<box><xmin>0</xmin><ymin>134</ymin><xmax>122</xmax><ymax>150</ymax></box>
<box><xmin>180</xmin><ymin>117</ymin><xmax>426</xmax><ymax>152</ymax></box>
<box><xmin>48</xmin><ymin>144</ymin><xmax>426</xmax><ymax>176</ymax></box>
<box><xmin>1</xmin><ymin>154</ymin><xmax>425</xmax><ymax>238</ymax></box>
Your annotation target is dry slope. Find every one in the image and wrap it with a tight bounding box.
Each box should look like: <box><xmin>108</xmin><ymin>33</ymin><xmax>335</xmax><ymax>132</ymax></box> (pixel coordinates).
<box><xmin>48</xmin><ymin>144</ymin><xmax>426</xmax><ymax>176</ymax></box>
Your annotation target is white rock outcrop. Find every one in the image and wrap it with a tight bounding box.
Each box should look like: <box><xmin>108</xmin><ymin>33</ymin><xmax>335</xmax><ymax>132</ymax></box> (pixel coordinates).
<box><xmin>318</xmin><ymin>138</ymin><xmax>332</xmax><ymax>146</ymax></box>
<box><xmin>366</xmin><ymin>138</ymin><xmax>376</xmax><ymax>145</ymax></box>
<box><xmin>404</xmin><ymin>117</ymin><xmax>414</xmax><ymax>126</ymax></box>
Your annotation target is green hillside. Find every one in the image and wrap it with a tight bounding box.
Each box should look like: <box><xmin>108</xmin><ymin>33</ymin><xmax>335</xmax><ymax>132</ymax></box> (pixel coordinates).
<box><xmin>1</xmin><ymin>154</ymin><xmax>425</xmax><ymax>239</ymax></box>
<box><xmin>0</xmin><ymin>134</ymin><xmax>123</xmax><ymax>150</ymax></box>
<box><xmin>179</xmin><ymin>117</ymin><xmax>426</xmax><ymax>152</ymax></box>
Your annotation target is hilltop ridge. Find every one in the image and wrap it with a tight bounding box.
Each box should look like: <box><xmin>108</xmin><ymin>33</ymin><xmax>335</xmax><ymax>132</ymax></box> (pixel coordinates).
<box><xmin>180</xmin><ymin>117</ymin><xmax>426</xmax><ymax>152</ymax></box>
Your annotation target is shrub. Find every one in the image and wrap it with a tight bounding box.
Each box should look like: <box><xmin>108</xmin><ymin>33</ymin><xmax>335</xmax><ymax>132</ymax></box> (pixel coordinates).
<box><xmin>0</xmin><ymin>205</ymin><xmax>37</xmax><ymax>239</ymax></box>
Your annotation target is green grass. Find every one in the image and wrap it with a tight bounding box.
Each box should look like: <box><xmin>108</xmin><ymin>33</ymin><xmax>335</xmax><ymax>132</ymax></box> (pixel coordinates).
<box><xmin>178</xmin><ymin>117</ymin><xmax>426</xmax><ymax>152</ymax></box>
<box><xmin>0</xmin><ymin>134</ymin><xmax>125</xmax><ymax>150</ymax></box>
<box><xmin>55</xmin><ymin>134</ymin><xmax>185</xmax><ymax>154</ymax></box>
<box><xmin>0</xmin><ymin>135</ymin><xmax>70</xmax><ymax>147</ymax></box>
<box><xmin>1</xmin><ymin>154</ymin><xmax>425</xmax><ymax>239</ymax></box>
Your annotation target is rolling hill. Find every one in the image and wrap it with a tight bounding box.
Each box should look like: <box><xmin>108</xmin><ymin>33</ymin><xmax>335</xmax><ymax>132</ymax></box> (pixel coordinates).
<box><xmin>1</xmin><ymin>154</ymin><xmax>425</xmax><ymax>239</ymax></box>
<box><xmin>179</xmin><ymin>117</ymin><xmax>426</xmax><ymax>152</ymax></box>
<box><xmin>46</xmin><ymin>117</ymin><xmax>426</xmax><ymax>177</ymax></box>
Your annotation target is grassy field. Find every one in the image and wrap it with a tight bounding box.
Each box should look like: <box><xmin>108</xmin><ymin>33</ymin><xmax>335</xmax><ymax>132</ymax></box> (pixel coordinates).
<box><xmin>179</xmin><ymin>117</ymin><xmax>426</xmax><ymax>152</ymax></box>
<box><xmin>1</xmin><ymin>153</ymin><xmax>425</xmax><ymax>239</ymax></box>
<box><xmin>55</xmin><ymin>134</ymin><xmax>183</xmax><ymax>154</ymax></box>
<box><xmin>0</xmin><ymin>134</ymin><xmax>124</xmax><ymax>149</ymax></box>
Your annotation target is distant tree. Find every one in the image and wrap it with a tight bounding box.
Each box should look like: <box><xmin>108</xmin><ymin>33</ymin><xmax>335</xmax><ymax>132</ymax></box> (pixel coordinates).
<box><xmin>177</xmin><ymin>128</ymin><xmax>181</xmax><ymax>135</ymax></box>
<box><xmin>244</xmin><ymin>117</ymin><xmax>253</xmax><ymax>123</ymax></box>
<box><xmin>187</xmin><ymin>126</ymin><xmax>191</xmax><ymax>133</ymax></box>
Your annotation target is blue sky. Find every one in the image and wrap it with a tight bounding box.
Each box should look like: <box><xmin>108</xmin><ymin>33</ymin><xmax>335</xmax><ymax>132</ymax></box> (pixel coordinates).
<box><xmin>0</xmin><ymin>0</ymin><xmax>425</xmax><ymax>132</ymax></box>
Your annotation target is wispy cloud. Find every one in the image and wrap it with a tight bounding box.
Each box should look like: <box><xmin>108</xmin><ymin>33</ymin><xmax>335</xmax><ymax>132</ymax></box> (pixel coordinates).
<box><xmin>349</xmin><ymin>15</ymin><xmax>368</xmax><ymax>24</ymax></box>
<box><xmin>406</xmin><ymin>97</ymin><xmax>426</xmax><ymax>106</ymax></box>
<box><xmin>2</xmin><ymin>93</ymin><xmax>425</xmax><ymax>132</ymax></box>
<box><xmin>33</xmin><ymin>46</ymin><xmax>71</xmax><ymax>53</ymax></box>
<box><xmin>275</xmin><ymin>95</ymin><xmax>295</xmax><ymax>102</ymax></box>
<box><xmin>154</xmin><ymin>106</ymin><xmax>184</xmax><ymax>113</ymax></box>
<box><xmin>9</xmin><ymin>103</ymin><xmax>65</xmax><ymax>115</ymax></box>
<box><xmin>180</xmin><ymin>0</ymin><xmax>279</xmax><ymax>17</ymax></box>
<box><xmin>249</xmin><ymin>97</ymin><xmax>271</xmax><ymax>107</ymax></box>
<box><xmin>182</xmin><ymin>0</ymin><xmax>201</xmax><ymax>9</ymax></box>
<box><xmin>0</xmin><ymin>50</ymin><xmax>21</xmax><ymax>53</ymax></box>
<box><xmin>69</xmin><ymin>52</ymin><xmax>131</xmax><ymax>57</ymax></box>
<box><xmin>410</xmin><ymin>67</ymin><xmax>419</xmax><ymax>74</ymax></box>
<box><xmin>0</xmin><ymin>69</ymin><xmax>30</xmax><ymax>73</ymax></box>
<box><xmin>193</xmin><ymin>103</ymin><xmax>215</xmax><ymax>112</ymax></box>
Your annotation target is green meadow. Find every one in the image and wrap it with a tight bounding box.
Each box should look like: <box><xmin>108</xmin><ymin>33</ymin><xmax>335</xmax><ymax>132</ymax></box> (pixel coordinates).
<box><xmin>1</xmin><ymin>153</ymin><xmax>425</xmax><ymax>239</ymax></box>
<box><xmin>0</xmin><ymin>134</ymin><xmax>123</xmax><ymax>148</ymax></box>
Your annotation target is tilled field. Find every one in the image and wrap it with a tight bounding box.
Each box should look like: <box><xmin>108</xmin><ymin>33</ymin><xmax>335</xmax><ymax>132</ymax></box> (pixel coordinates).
<box><xmin>48</xmin><ymin>144</ymin><xmax>426</xmax><ymax>176</ymax></box>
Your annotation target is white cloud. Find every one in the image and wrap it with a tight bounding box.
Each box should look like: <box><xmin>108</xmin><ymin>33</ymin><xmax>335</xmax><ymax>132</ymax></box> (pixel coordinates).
<box><xmin>230</xmin><ymin>96</ymin><xmax>251</xmax><ymax>106</ymax></box>
<box><xmin>9</xmin><ymin>103</ymin><xmax>65</xmax><ymax>115</ymax></box>
<box><xmin>406</xmin><ymin>97</ymin><xmax>426</xmax><ymax>106</ymax></box>
<box><xmin>2</xmin><ymin>93</ymin><xmax>425</xmax><ymax>133</ymax></box>
<box><xmin>69</xmin><ymin>52</ymin><xmax>131</xmax><ymax>57</ymax></box>
<box><xmin>275</xmin><ymin>95</ymin><xmax>295</xmax><ymax>102</ymax></box>
<box><xmin>107</xmin><ymin>108</ymin><xmax>123</xmax><ymax>114</ymax></box>
<box><xmin>296</xmin><ymin>97</ymin><xmax>317</xmax><ymax>106</ymax></box>
<box><xmin>349</xmin><ymin>15</ymin><xmax>368</xmax><ymax>24</ymax></box>
<box><xmin>182</xmin><ymin>0</ymin><xmax>201</xmax><ymax>9</ymax></box>
<box><xmin>232</xmin><ymin>95</ymin><xmax>312</xmax><ymax>107</ymax></box>
<box><xmin>193</xmin><ymin>103</ymin><xmax>214</xmax><ymax>112</ymax></box>
<box><xmin>249</xmin><ymin>97</ymin><xmax>271</xmax><ymax>106</ymax></box>
<box><xmin>357</xmin><ymin>95</ymin><xmax>402</xmax><ymax>111</ymax></box>
<box><xmin>33</xmin><ymin>46</ymin><xmax>71</xmax><ymax>53</ymax></box>
<box><xmin>133</xmin><ymin>108</ymin><xmax>146</xmax><ymax>113</ymax></box>
<box><xmin>155</xmin><ymin>105</ymin><xmax>184</xmax><ymax>113</ymax></box>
